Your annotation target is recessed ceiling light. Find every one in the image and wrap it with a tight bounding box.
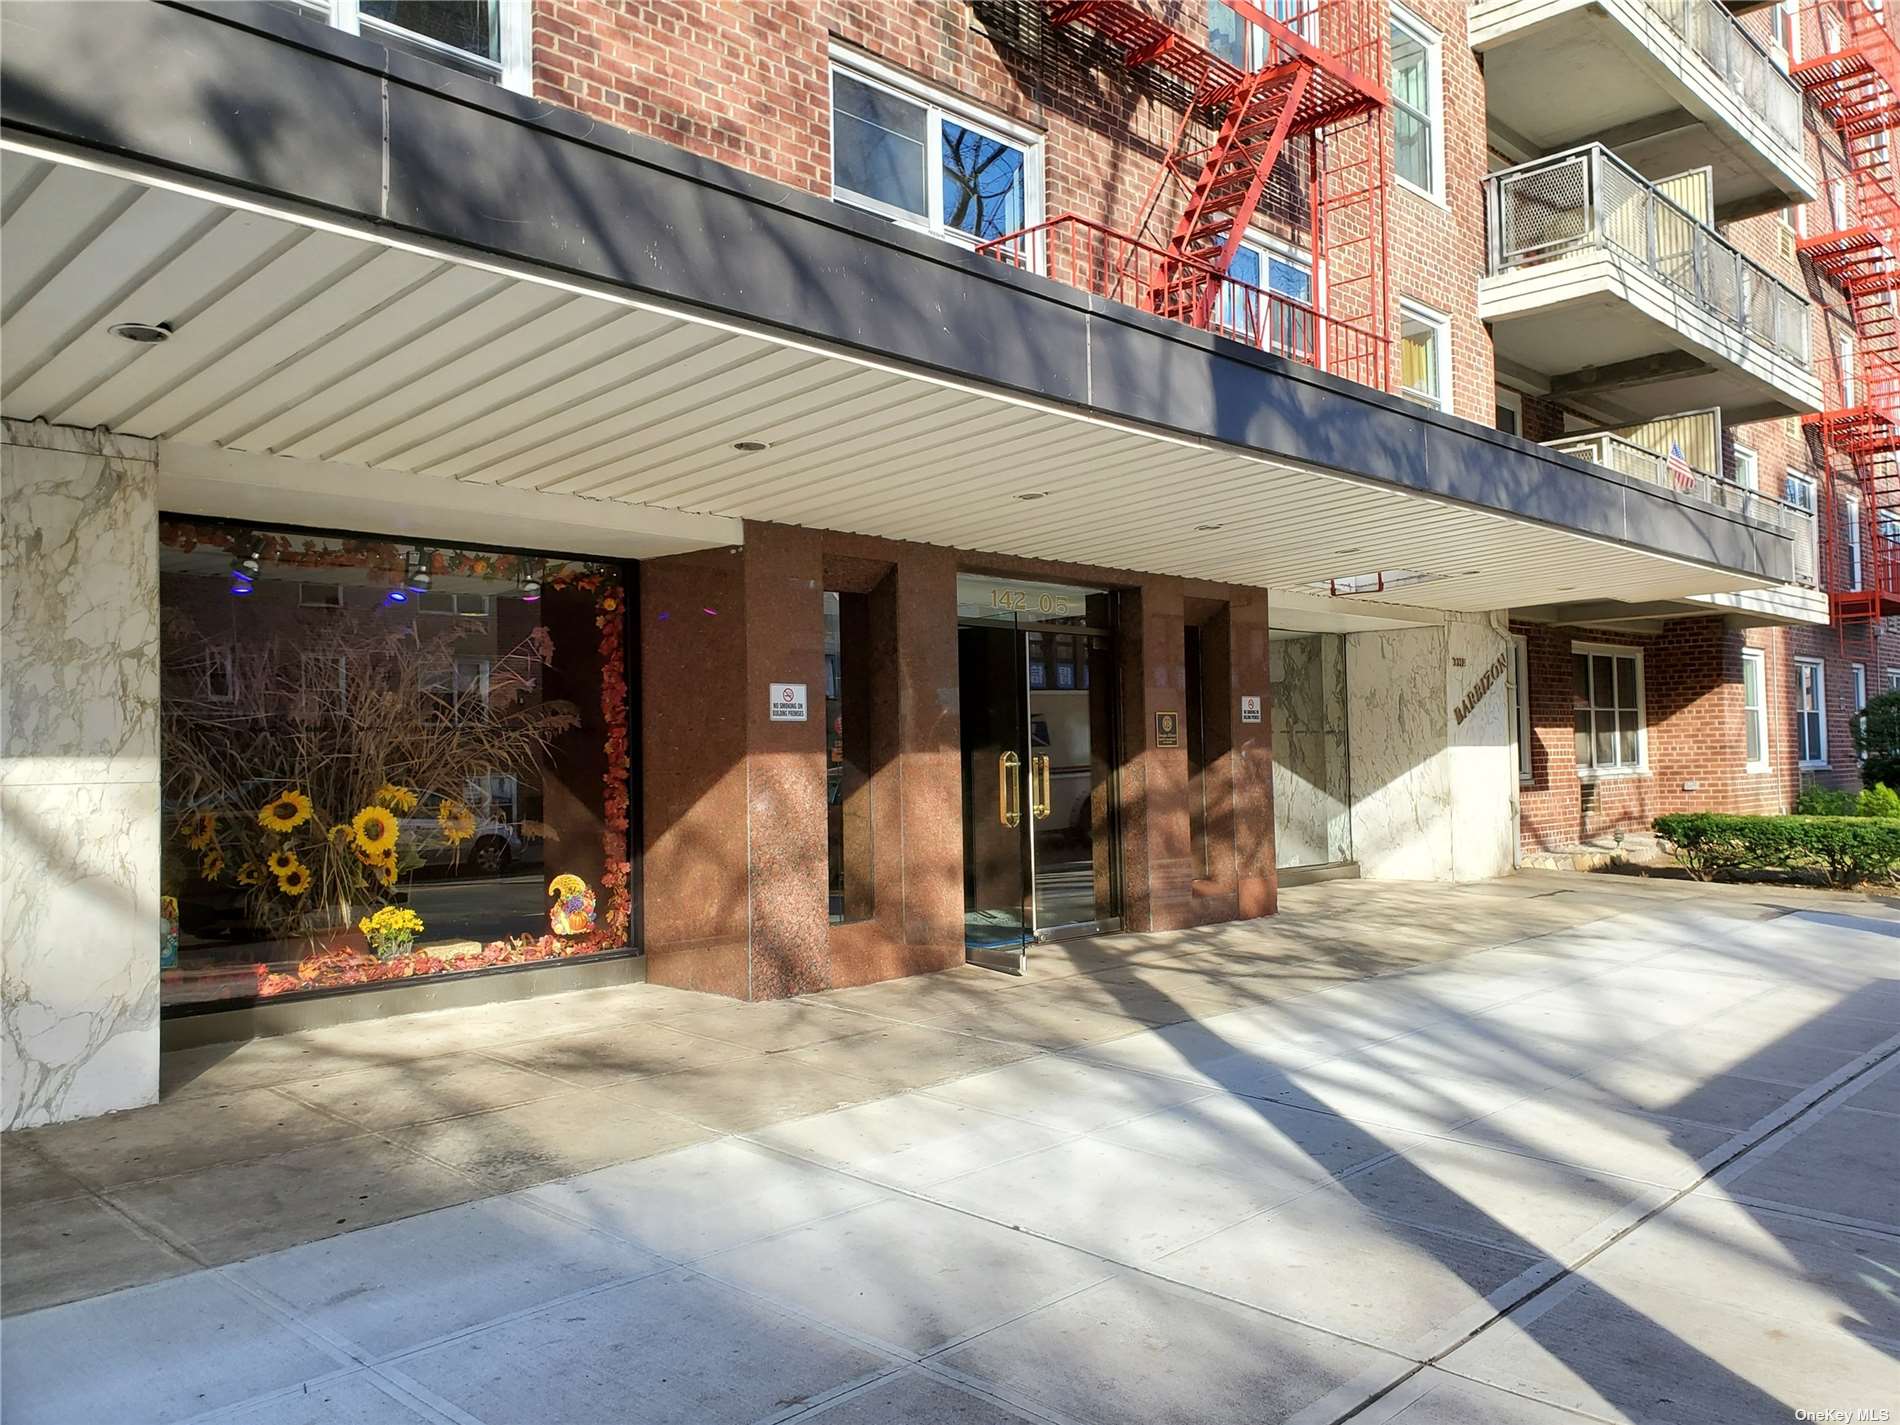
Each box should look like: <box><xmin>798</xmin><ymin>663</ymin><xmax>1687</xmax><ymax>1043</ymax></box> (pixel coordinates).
<box><xmin>108</xmin><ymin>320</ymin><xmax>172</xmax><ymax>344</ymax></box>
<box><xmin>1196</xmin><ymin>523</ymin><xmax>1224</xmax><ymax>531</ymax></box>
<box><xmin>1015</xmin><ymin>491</ymin><xmax>1048</xmax><ymax>501</ymax></box>
<box><xmin>731</xmin><ymin>439</ymin><xmax>771</xmax><ymax>453</ymax></box>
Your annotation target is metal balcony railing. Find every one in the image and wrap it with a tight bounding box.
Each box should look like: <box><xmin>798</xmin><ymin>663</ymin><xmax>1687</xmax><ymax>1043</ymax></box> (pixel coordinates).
<box><xmin>1487</xmin><ymin>145</ymin><xmax>1812</xmax><ymax>369</ymax></box>
<box><xmin>1638</xmin><ymin>0</ymin><xmax>1805</xmax><ymax>150</ymax></box>
<box><xmin>1550</xmin><ymin>431</ymin><xmax>1809</xmax><ymax>551</ymax></box>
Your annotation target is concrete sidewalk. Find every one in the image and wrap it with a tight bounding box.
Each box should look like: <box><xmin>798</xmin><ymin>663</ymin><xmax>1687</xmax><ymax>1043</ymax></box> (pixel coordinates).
<box><xmin>3</xmin><ymin>872</ymin><xmax>1898</xmax><ymax>1424</ymax></box>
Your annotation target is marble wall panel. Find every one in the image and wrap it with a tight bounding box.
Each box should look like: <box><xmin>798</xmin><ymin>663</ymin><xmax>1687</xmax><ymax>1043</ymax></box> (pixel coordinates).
<box><xmin>2</xmin><ymin>421</ymin><xmax>160</xmax><ymax>1127</ymax></box>
<box><xmin>1345</xmin><ymin>627</ymin><xmax>1454</xmax><ymax>881</ymax></box>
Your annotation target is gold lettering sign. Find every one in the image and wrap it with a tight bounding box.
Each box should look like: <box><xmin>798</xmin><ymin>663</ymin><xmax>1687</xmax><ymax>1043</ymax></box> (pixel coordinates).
<box><xmin>988</xmin><ymin>586</ymin><xmax>1079</xmax><ymax>617</ymax></box>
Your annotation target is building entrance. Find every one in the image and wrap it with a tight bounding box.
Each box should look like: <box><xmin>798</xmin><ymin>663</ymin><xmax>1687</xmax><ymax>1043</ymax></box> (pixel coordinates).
<box><xmin>956</xmin><ymin>576</ymin><xmax>1120</xmax><ymax>974</ymax></box>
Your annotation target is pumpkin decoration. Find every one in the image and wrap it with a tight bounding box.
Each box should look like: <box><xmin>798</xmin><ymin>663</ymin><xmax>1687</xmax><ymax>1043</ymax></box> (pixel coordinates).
<box><xmin>547</xmin><ymin>873</ymin><xmax>597</xmax><ymax>937</ymax></box>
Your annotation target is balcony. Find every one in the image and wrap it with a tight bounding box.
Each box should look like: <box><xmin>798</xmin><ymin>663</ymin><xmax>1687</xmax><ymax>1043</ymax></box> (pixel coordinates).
<box><xmin>1481</xmin><ymin>146</ymin><xmax>1822</xmax><ymax>424</ymax></box>
<box><xmin>1471</xmin><ymin>0</ymin><xmax>1816</xmax><ymax>217</ymax></box>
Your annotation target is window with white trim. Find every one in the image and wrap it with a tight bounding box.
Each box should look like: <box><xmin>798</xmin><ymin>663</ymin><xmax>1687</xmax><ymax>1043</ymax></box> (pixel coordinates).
<box><xmin>1795</xmin><ymin>657</ymin><xmax>1828</xmax><ymax>767</ymax></box>
<box><xmin>1219</xmin><ymin>233</ymin><xmax>1316</xmax><ymax>355</ymax></box>
<box><xmin>1391</xmin><ymin>8</ymin><xmax>1442</xmax><ymax>199</ymax></box>
<box><xmin>1741</xmin><ymin>648</ymin><xmax>1768</xmax><ymax>772</ymax></box>
<box><xmin>1208</xmin><ymin>0</ymin><xmax>1317</xmax><ymax>64</ymax></box>
<box><xmin>1844</xmin><ymin>493</ymin><xmax>1864</xmax><ymax>591</ymax></box>
<box><xmin>268</xmin><ymin>0</ymin><xmax>530</xmax><ymax>90</ymax></box>
<box><xmin>1399</xmin><ymin>301</ymin><xmax>1450</xmax><ymax>411</ymax></box>
<box><xmin>1733</xmin><ymin>444</ymin><xmax>1759</xmax><ymax>491</ymax></box>
<box><xmin>829</xmin><ymin>56</ymin><xmax>1042</xmax><ymax>247</ymax></box>
<box><xmin>1495</xmin><ymin>386</ymin><xmax>1524</xmax><ymax>437</ymax></box>
<box><xmin>1838</xmin><ymin>333</ymin><xmax>1857</xmax><ymax>407</ymax></box>
<box><xmin>1511</xmin><ymin>633</ymin><xmax>1533</xmax><ymax>783</ymax></box>
<box><xmin>1888</xmin><ymin>668</ymin><xmax>1900</xmax><ymax>692</ymax></box>
<box><xmin>1573</xmin><ymin>643</ymin><xmax>1645</xmax><ymax>774</ymax></box>
<box><xmin>1783</xmin><ymin>470</ymin><xmax>1817</xmax><ymax>514</ymax></box>
<box><xmin>1775</xmin><ymin>0</ymin><xmax>1800</xmax><ymax>63</ymax></box>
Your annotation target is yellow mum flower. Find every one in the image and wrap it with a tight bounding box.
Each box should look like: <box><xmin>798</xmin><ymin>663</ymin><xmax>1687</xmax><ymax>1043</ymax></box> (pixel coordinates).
<box><xmin>266</xmin><ymin>849</ymin><xmax>300</xmax><ymax>877</ymax></box>
<box><xmin>182</xmin><ymin>812</ymin><xmax>217</xmax><ymax>851</ymax></box>
<box><xmin>437</xmin><ymin>797</ymin><xmax>477</xmax><ymax>846</ymax></box>
<box><xmin>276</xmin><ymin>863</ymin><xmax>312</xmax><ymax>896</ymax></box>
<box><xmin>258</xmin><ymin>789</ymin><xmax>314</xmax><ymax>833</ymax></box>
<box><xmin>374</xmin><ymin>784</ymin><xmax>418</xmax><ymax>813</ymax></box>
<box><xmin>351</xmin><ymin>806</ymin><xmax>399</xmax><ymax>856</ymax></box>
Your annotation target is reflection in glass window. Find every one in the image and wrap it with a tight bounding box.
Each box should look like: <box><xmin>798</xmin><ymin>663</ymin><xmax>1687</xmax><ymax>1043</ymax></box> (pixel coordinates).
<box><xmin>1391</xmin><ymin>11</ymin><xmax>1438</xmax><ymax>195</ymax></box>
<box><xmin>158</xmin><ymin>520</ymin><xmax>632</xmax><ymax>1007</ymax></box>
<box><xmin>833</xmin><ymin>71</ymin><xmax>929</xmax><ymax>222</ymax></box>
<box><xmin>942</xmin><ymin>121</ymin><xmax>1027</xmax><ymax>240</ymax></box>
<box><xmin>1573</xmin><ymin>648</ymin><xmax>1643</xmax><ymax>773</ymax></box>
<box><xmin>360</xmin><ymin>0</ymin><xmax>498</xmax><ymax>60</ymax></box>
<box><xmin>1400</xmin><ymin>303</ymin><xmax>1448</xmax><ymax>409</ymax></box>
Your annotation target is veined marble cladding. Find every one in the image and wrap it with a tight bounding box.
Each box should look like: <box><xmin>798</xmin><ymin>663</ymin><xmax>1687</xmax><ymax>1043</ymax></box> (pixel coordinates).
<box><xmin>1270</xmin><ymin>634</ymin><xmax>1351</xmax><ymax>868</ymax></box>
<box><xmin>1447</xmin><ymin>615</ymin><xmax>1517</xmax><ymax>882</ymax></box>
<box><xmin>1345</xmin><ymin>627</ymin><xmax>1454</xmax><ymax>881</ymax></box>
<box><xmin>2</xmin><ymin>420</ymin><xmax>160</xmax><ymax>1127</ymax></box>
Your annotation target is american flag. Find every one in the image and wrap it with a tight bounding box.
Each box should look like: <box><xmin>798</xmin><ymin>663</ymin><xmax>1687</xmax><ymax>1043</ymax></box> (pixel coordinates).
<box><xmin>1666</xmin><ymin>441</ymin><xmax>1695</xmax><ymax>493</ymax></box>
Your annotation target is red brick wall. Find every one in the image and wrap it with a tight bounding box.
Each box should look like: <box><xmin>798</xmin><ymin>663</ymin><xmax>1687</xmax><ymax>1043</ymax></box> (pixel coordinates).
<box><xmin>1513</xmin><ymin>619</ymin><xmax>1795</xmax><ymax>853</ymax></box>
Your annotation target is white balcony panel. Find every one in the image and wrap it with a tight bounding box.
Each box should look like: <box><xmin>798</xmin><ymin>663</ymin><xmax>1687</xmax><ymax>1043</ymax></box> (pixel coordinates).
<box><xmin>1472</xmin><ymin>0</ymin><xmax>1817</xmax><ymax>217</ymax></box>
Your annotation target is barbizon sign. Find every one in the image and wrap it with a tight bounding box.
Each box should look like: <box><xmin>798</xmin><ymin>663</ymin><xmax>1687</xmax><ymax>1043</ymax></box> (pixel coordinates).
<box><xmin>1453</xmin><ymin>651</ymin><xmax>1510</xmax><ymax>726</ymax></box>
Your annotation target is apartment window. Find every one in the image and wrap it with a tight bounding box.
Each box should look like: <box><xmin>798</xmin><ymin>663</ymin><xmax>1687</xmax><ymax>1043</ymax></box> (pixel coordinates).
<box><xmin>1399</xmin><ymin>301</ymin><xmax>1450</xmax><ymax>410</ymax></box>
<box><xmin>1573</xmin><ymin>643</ymin><xmax>1645</xmax><ymax>775</ymax></box>
<box><xmin>1741</xmin><ymin>648</ymin><xmax>1768</xmax><ymax>772</ymax></box>
<box><xmin>1828</xmin><ymin>175</ymin><xmax>1852</xmax><ymax>232</ymax></box>
<box><xmin>1888</xmin><ymin>668</ymin><xmax>1900</xmax><ymax>692</ymax></box>
<box><xmin>1784</xmin><ymin>470</ymin><xmax>1818</xmax><ymax>514</ymax></box>
<box><xmin>830</xmin><ymin>57</ymin><xmax>1040</xmax><ymax>246</ymax></box>
<box><xmin>269</xmin><ymin>0</ymin><xmax>530</xmax><ymax>90</ymax></box>
<box><xmin>1495</xmin><ymin>387</ymin><xmax>1524</xmax><ymax>437</ymax></box>
<box><xmin>1776</xmin><ymin>0</ymin><xmax>1800</xmax><ymax>63</ymax></box>
<box><xmin>1510</xmin><ymin>633</ymin><xmax>1533</xmax><ymax>783</ymax></box>
<box><xmin>299</xmin><ymin>582</ymin><xmax>343</xmax><ymax>609</ymax></box>
<box><xmin>1845</xmin><ymin>494</ymin><xmax>1865</xmax><ymax>591</ymax></box>
<box><xmin>1838</xmin><ymin>333</ymin><xmax>1857</xmax><ymax>406</ymax></box>
<box><xmin>419</xmin><ymin>592</ymin><xmax>493</xmax><ymax>617</ymax></box>
<box><xmin>1391</xmin><ymin>8</ymin><xmax>1442</xmax><ymax>199</ymax></box>
<box><xmin>1733</xmin><ymin>444</ymin><xmax>1759</xmax><ymax>491</ymax></box>
<box><xmin>1796</xmin><ymin>658</ymin><xmax>1828</xmax><ymax>767</ymax></box>
<box><xmin>1854</xmin><ymin>663</ymin><xmax>1869</xmax><ymax>755</ymax></box>
<box><xmin>1221</xmin><ymin>234</ymin><xmax>1316</xmax><ymax>354</ymax></box>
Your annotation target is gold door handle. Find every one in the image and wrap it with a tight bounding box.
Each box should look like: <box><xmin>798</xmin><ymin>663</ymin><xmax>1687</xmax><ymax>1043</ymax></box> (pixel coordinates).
<box><xmin>1033</xmin><ymin>755</ymin><xmax>1052</xmax><ymax>821</ymax></box>
<box><xmin>998</xmin><ymin>751</ymin><xmax>1021</xmax><ymax>828</ymax></box>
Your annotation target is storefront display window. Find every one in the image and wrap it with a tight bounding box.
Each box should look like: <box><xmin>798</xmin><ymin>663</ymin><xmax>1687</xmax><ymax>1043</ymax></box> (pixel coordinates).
<box><xmin>157</xmin><ymin>519</ymin><xmax>633</xmax><ymax>1008</ymax></box>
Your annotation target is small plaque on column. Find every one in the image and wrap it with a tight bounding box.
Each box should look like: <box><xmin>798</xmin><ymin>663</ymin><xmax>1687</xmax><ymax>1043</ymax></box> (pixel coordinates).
<box><xmin>1155</xmin><ymin>711</ymin><xmax>1180</xmax><ymax>747</ymax></box>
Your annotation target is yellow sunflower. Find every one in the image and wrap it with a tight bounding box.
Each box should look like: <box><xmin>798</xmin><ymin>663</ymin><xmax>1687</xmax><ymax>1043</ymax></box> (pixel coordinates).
<box><xmin>275</xmin><ymin>863</ymin><xmax>312</xmax><ymax>897</ymax></box>
<box><xmin>371</xmin><ymin>852</ymin><xmax>398</xmax><ymax>888</ymax></box>
<box><xmin>182</xmin><ymin>812</ymin><xmax>217</xmax><ymax>851</ymax></box>
<box><xmin>374</xmin><ymin>783</ymin><xmax>418</xmax><ymax>813</ymax></box>
<box><xmin>236</xmin><ymin>861</ymin><xmax>264</xmax><ymax>887</ymax></box>
<box><xmin>351</xmin><ymin>806</ymin><xmax>399</xmax><ymax>857</ymax></box>
<box><xmin>437</xmin><ymin>797</ymin><xmax>477</xmax><ymax>846</ymax></box>
<box><xmin>200</xmin><ymin>850</ymin><xmax>225</xmax><ymax>881</ymax></box>
<box><xmin>266</xmin><ymin>848</ymin><xmax>301</xmax><ymax>878</ymax></box>
<box><xmin>258</xmin><ymin>789</ymin><xmax>314</xmax><ymax>833</ymax></box>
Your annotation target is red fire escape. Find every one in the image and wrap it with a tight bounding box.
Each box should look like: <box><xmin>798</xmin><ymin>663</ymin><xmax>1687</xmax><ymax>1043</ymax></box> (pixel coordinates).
<box><xmin>976</xmin><ymin>0</ymin><xmax>1391</xmax><ymax>392</ymax></box>
<box><xmin>1791</xmin><ymin>0</ymin><xmax>1900</xmax><ymax>642</ymax></box>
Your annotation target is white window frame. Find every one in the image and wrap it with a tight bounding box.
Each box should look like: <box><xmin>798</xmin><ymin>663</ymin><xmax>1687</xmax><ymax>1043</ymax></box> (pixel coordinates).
<box><xmin>1732</xmin><ymin>443</ymin><xmax>1759</xmax><ymax>491</ymax></box>
<box><xmin>1776</xmin><ymin>0</ymin><xmax>1801</xmax><ymax>64</ymax></box>
<box><xmin>1495</xmin><ymin>386</ymin><xmax>1525</xmax><ymax>437</ymax></box>
<box><xmin>294</xmin><ymin>0</ymin><xmax>530</xmax><ymax>93</ymax></box>
<box><xmin>1795</xmin><ymin>657</ymin><xmax>1828</xmax><ymax>768</ymax></box>
<box><xmin>1399</xmin><ymin>299</ymin><xmax>1452</xmax><ymax>411</ymax></box>
<box><xmin>1845</xmin><ymin>492</ymin><xmax>1864</xmax><ymax>591</ymax></box>
<box><xmin>1572</xmin><ymin>641</ymin><xmax>1647</xmax><ymax>777</ymax></box>
<box><xmin>1391</xmin><ymin>6</ymin><xmax>1445</xmax><ymax>204</ymax></box>
<box><xmin>1838</xmin><ymin>332</ymin><xmax>1857</xmax><ymax>406</ymax></box>
<box><xmin>1741</xmin><ymin>647</ymin><xmax>1769</xmax><ymax>773</ymax></box>
<box><xmin>828</xmin><ymin>50</ymin><xmax>1045</xmax><ymax>250</ymax></box>
<box><xmin>1510</xmin><ymin>633</ymin><xmax>1533</xmax><ymax>784</ymax></box>
<box><xmin>1889</xmin><ymin>667</ymin><xmax>1900</xmax><ymax>693</ymax></box>
<box><xmin>1784</xmin><ymin>469</ymin><xmax>1817</xmax><ymax>514</ymax></box>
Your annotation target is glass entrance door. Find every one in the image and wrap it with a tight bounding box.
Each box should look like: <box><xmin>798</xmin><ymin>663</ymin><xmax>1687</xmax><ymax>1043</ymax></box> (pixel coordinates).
<box><xmin>958</xmin><ymin>577</ymin><xmax>1119</xmax><ymax>973</ymax></box>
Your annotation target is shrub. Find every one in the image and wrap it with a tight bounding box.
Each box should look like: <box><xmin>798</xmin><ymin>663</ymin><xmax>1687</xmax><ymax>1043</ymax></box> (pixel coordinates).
<box><xmin>1859</xmin><ymin>783</ymin><xmax>1900</xmax><ymax>819</ymax></box>
<box><xmin>1794</xmin><ymin>782</ymin><xmax>1856</xmax><ymax>817</ymax></box>
<box><xmin>1856</xmin><ymin>690</ymin><xmax>1900</xmax><ymax>790</ymax></box>
<box><xmin>1653</xmin><ymin>812</ymin><xmax>1900</xmax><ymax>887</ymax></box>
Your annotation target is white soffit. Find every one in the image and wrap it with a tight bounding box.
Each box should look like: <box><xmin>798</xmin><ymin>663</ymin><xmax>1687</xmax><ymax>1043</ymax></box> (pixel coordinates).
<box><xmin>0</xmin><ymin>140</ymin><xmax>1770</xmax><ymax>610</ymax></box>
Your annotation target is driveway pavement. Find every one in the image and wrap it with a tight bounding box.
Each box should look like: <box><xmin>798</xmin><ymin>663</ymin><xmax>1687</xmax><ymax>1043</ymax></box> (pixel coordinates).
<box><xmin>3</xmin><ymin>872</ymin><xmax>1897</xmax><ymax>1424</ymax></box>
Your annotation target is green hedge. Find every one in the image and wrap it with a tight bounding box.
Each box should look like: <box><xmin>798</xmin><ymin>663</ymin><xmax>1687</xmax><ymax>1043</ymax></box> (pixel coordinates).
<box><xmin>1653</xmin><ymin>812</ymin><xmax>1900</xmax><ymax>887</ymax></box>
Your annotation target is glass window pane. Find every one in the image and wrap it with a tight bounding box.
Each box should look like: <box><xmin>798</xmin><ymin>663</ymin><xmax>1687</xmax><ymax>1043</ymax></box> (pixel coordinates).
<box><xmin>1742</xmin><ymin>654</ymin><xmax>1762</xmax><ymax>707</ymax></box>
<box><xmin>1391</xmin><ymin>27</ymin><xmax>1429</xmax><ymax>108</ymax></box>
<box><xmin>1575</xmin><ymin>710</ymin><xmax>1593</xmax><ymax>766</ymax></box>
<box><xmin>159</xmin><ymin>520</ymin><xmax>631</xmax><ymax>1009</ymax></box>
<box><xmin>1747</xmin><ymin>710</ymin><xmax>1764</xmax><ymax>765</ymax></box>
<box><xmin>1618</xmin><ymin>711</ymin><xmax>1639</xmax><ymax>765</ymax></box>
<box><xmin>1208</xmin><ymin>1</ymin><xmax>1249</xmax><ymax>67</ymax></box>
<box><xmin>1267</xmin><ymin>255</ymin><xmax>1312</xmax><ymax>302</ymax></box>
<box><xmin>941</xmin><ymin>121</ymin><xmax>1026</xmax><ymax>240</ymax></box>
<box><xmin>1393</xmin><ymin>106</ymin><xmax>1431</xmax><ymax>191</ymax></box>
<box><xmin>1400</xmin><ymin>320</ymin><xmax>1438</xmax><ymax>401</ymax></box>
<box><xmin>1595</xmin><ymin>724</ymin><xmax>1616</xmax><ymax>767</ymax></box>
<box><xmin>360</xmin><ymin>1</ymin><xmax>497</xmax><ymax>61</ymax></box>
<box><xmin>834</xmin><ymin>73</ymin><xmax>928</xmax><ymax>218</ymax></box>
<box><xmin>1592</xmin><ymin>656</ymin><xmax>1615</xmax><ymax>708</ymax></box>
<box><xmin>1615</xmin><ymin>657</ymin><xmax>1637</xmax><ymax>710</ymax></box>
